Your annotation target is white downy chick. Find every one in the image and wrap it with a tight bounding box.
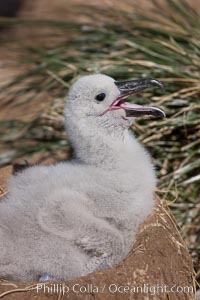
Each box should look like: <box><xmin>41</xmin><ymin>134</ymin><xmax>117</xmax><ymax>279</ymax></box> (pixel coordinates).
<box><xmin>0</xmin><ymin>74</ymin><xmax>165</xmax><ymax>281</ymax></box>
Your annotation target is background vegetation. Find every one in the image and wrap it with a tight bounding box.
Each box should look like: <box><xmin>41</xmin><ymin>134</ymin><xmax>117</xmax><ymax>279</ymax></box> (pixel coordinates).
<box><xmin>0</xmin><ymin>0</ymin><xmax>199</xmax><ymax>286</ymax></box>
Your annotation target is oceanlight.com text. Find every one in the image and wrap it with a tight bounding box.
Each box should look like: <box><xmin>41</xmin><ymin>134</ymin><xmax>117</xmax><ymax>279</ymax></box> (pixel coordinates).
<box><xmin>36</xmin><ymin>283</ymin><xmax>194</xmax><ymax>296</ymax></box>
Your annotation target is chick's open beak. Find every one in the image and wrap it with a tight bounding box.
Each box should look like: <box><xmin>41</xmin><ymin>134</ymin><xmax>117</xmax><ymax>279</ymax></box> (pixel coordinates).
<box><xmin>111</xmin><ymin>78</ymin><xmax>165</xmax><ymax>118</ymax></box>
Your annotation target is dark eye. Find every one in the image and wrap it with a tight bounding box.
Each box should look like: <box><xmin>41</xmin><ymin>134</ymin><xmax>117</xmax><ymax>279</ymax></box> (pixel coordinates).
<box><xmin>95</xmin><ymin>93</ymin><xmax>106</xmax><ymax>102</ymax></box>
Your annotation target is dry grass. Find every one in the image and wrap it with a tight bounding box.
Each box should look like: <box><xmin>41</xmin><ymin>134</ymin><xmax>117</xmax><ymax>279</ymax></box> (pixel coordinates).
<box><xmin>0</xmin><ymin>0</ymin><xmax>199</xmax><ymax>288</ymax></box>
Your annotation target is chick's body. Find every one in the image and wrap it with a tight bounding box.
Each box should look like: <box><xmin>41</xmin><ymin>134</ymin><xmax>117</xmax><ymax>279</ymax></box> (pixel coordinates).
<box><xmin>0</xmin><ymin>74</ymin><xmax>161</xmax><ymax>281</ymax></box>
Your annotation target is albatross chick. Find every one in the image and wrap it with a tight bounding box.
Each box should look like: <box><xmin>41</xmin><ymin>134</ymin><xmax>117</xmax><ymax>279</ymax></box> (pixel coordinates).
<box><xmin>0</xmin><ymin>74</ymin><xmax>165</xmax><ymax>281</ymax></box>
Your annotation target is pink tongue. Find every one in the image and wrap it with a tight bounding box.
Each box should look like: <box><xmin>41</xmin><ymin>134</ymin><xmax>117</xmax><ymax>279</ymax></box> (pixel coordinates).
<box><xmin>119</xmin><ymin>102</ymin><xmax>145</xmax><ymax>109</ymax></box>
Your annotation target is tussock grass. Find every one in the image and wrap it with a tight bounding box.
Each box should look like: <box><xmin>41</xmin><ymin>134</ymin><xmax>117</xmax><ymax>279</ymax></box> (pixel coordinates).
<box><xmin>0</xmin><ymin>0</ymin><xmax>199</xmax><ymax>277</ymax></box>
